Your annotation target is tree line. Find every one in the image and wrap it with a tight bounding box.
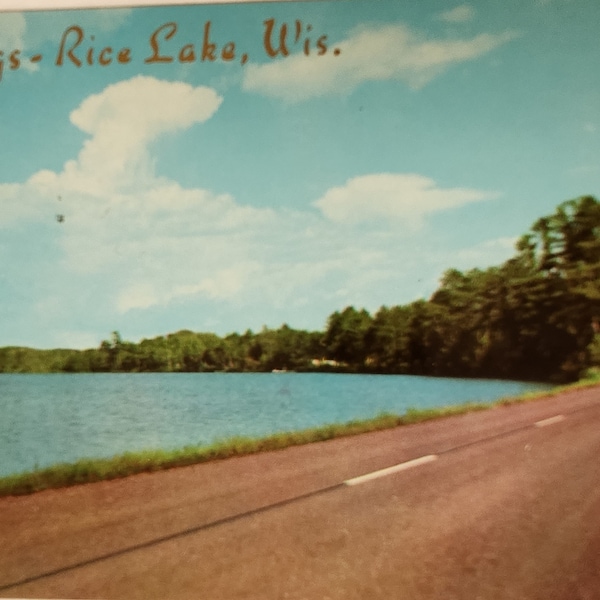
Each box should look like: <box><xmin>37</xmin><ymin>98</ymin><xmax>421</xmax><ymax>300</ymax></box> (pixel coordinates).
<box><xmin>2</xmin><ymin>195</ymin><xmax>599</xmax><ymax>382</ymax></box>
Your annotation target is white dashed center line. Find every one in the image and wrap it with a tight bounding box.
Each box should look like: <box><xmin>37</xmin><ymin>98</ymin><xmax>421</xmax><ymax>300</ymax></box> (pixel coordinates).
<box><xmin>343</xmin><ymin>414</ymin><xmax>571</xmax><ymax>486</ymax></box>
<box><xmin>344</xmin><ymin>454</ymin><xmax>438</xmax><ymax>486</ymax></box>
<box><xmin>534</xmin><ymin>414</ymin><xmax>566</xmax><ymax>428</ymax></box>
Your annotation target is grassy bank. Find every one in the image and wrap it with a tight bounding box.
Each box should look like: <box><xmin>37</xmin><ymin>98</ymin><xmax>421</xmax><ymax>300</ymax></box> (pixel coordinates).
<box><xmin>1</xmin><ymin>378</ymin><xmax>598</xmax><ymax>498</ymax></box>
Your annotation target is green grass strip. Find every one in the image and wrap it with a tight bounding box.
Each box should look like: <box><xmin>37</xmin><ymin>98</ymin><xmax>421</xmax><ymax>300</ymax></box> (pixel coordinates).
<box><xmin>1</xmin><ymin>378</ymin><xmax>598</xmax><ymax>497</ymax></box>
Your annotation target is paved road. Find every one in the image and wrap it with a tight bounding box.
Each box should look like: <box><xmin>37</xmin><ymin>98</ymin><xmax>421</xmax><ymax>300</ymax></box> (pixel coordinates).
<box><xmin>1</xmin><ymin>385</ymin><xmax>599</xmax><ymax>599</ymax></box>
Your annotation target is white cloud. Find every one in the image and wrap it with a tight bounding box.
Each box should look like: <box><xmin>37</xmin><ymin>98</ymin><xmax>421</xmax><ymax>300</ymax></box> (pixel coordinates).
<box><xmin>22</xmin><ymin>80</ymin><xmax>221</xmax><ymax>207</ymax></box>
<box><xmin>313</xmin><ymin>173</ymin><xmax>496</xmax><ymax>226</ymax></box>
<box><xmin>117</xmin><ymin>262</ymin><xmax>262</xmax><ymax>312</ymax></box>
<box><xmin>0</xmin><ymin>76</ymin><xmax>276</xmax><ymax>315</ymax></box>
<box><xmin>0</xmin><ymin>76</ymin><xmax>505</xmax><ymax>331</ymax></box>
<box><xmin>437</xmin><ymin>5</ymin><xmax>476</xmax><ymax>24</ymax></box>
<box><xmin>1</xmin><ymin>76</ymin><xmax>224</xmax><ymax>226</ymax></box>
<box><xmin>64</xmin><ymin>76</ymin><xmax>222</xmax><ymax>194</ymax></box>
<box><xmin>243</xmin><ymin>23</ymin><xmax>518</xmax><ymax>101</ymax></box>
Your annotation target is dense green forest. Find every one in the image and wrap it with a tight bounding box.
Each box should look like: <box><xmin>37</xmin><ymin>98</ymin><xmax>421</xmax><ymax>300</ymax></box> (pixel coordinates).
<box><xmin>2</xmin><ymin>196</ymin><xmax>599</xmax><ymax>382</ymax></box>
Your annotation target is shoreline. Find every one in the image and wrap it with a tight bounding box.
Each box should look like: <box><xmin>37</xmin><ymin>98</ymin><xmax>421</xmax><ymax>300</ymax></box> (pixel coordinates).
<box><xmin>1</xmin><ymin>377</ymin><xmax>598</xmax><ymax>498</ymax></box>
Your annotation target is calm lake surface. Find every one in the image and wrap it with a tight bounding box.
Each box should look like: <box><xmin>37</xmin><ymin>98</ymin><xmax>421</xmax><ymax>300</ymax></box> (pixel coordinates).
<box><xmin>0</xmin><ymin>373</ymin><xmax>552</xmax><ymax>477</ymax></box>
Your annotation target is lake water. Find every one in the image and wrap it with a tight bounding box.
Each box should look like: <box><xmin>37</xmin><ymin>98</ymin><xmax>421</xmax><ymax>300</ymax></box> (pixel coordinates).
<box><xmin>0</xmin><ymin>373</ymin><xmax>552</xmax><ymax>477</ymax></box>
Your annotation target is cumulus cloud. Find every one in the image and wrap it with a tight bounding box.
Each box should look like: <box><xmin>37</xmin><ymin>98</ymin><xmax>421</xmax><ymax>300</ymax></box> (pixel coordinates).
<box><xmin>313</xmin><ymin>173</ymin><xmax>496</xmax><ymax>226</ymax></box>
<box><xmin>0</xmin><ymin>76</ymin><xmax>503</xmax><ymax>332</ymax></box>
<box><xmin>2</xmin><ymin>76</ymin><xmax>225</xmax><ymax>226</ymax></box>
<box><xmin>0</xmin><ymin>76</ymin><xmax>278</xmax><ymax>314</ymax></box>
<box><xmin>64</xmin><ymin>76</ymin><xmax>221</xmax><ymax>194</ymax></box>
<box><xmin>243</xmin><ymin>22</ymin><xmax>518</xmax><ymax>101</ymax></box>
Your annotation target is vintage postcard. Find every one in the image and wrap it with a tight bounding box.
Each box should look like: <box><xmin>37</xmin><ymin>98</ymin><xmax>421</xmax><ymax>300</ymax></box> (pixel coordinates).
<box><xmin>1</xmin><ymin>0</ymin><xmax>599</xmax><ymax>597</ymax></box>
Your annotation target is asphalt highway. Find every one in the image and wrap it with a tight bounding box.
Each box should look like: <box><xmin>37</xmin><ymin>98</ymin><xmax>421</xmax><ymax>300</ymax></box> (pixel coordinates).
<box><xmin>1</xmin><ymin>385</ymin><xmax>599</xmax><ymax>599</ymax></box>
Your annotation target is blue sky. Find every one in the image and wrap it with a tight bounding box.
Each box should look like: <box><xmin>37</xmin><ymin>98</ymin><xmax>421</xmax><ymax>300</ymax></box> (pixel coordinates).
<box><xmin>0</xmin><ymin>0</ymin><xmax>599</xmax><ymax>349</ymax></box>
